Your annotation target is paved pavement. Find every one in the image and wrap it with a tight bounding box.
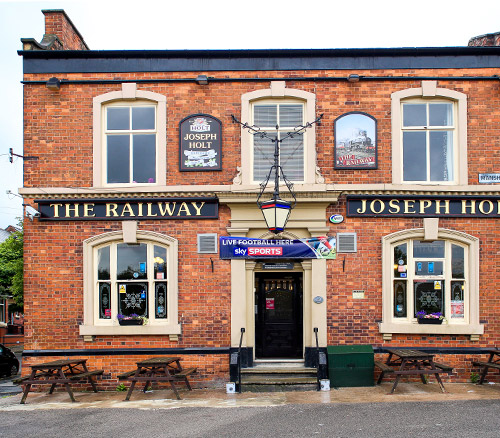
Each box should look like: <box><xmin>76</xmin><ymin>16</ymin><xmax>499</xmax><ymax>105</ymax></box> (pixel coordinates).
<box><xmin>0</xmin><ymin>381</ymin><xmax>498</xmax><ymax>410</ymax></box>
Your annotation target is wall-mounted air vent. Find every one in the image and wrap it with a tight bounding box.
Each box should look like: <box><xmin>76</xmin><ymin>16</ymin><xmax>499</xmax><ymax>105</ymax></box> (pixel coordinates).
<box><xmin>337</xmin><ymin>233</ymin><xmax>357</xmax><ymax>253</ymax></box>
<box><xmin>197</xmin><ymin>233</ymin><xmax>218</xmax><ymax>254</ymax></box>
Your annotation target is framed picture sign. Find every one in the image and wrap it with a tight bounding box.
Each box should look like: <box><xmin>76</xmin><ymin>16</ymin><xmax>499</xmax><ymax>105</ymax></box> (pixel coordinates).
<box><xmin>179</xmin><ymin>114</ymin><xmax>222</xmax><ymax>171</ymax></box>
<box><xmin>334</xmin><ymin>112</ymin><xmax>377</xmax><ymax>169</ymax></box>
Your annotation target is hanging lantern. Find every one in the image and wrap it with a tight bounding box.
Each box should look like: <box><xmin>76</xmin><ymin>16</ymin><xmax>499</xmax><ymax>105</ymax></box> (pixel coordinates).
<box><xmin>259</xmin><ymin>198</ymin><xmax>293</xmax><ymax>234</ymax></box>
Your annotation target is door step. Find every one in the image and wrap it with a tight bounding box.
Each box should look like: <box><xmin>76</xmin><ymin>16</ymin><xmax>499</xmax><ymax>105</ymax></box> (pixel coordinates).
<box><xmin>241</xmin><ymin>361</ymin><xmax>318</xmax><ymax>392</ymax></box>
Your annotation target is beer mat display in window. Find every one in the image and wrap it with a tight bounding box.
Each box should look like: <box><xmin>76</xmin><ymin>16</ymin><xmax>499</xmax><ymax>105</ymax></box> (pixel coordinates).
<box><xmin>36</xmin><ymin>198</ymin><xmax>218</xmax><ymax>220</ymax></box>
<box><xmin>179</xmin><ymin>114</ymin><xmax>222</xmax><ymax>171</ymax></box>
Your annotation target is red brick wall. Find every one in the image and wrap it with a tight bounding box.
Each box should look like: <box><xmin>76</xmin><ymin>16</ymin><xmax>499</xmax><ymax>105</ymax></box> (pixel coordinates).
<box><xmin>22</xmin><ymin>67</ymin><xmax>500</xmax><ymax>384</ymax></box>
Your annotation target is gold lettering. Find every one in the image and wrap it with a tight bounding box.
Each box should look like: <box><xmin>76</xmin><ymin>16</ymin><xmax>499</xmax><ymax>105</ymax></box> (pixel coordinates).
<box><xmin>65</xmin><ymin>203</ymin><xmax>80</xmax><ymax>218</ymax></box>
<box><xmin>388</xmin><ymin>199</ymin><xmax>400</xmax><ymax>214</ymax></box>
<box><xmin>83</xmin><ymin>203</ymin><xmax>95</xmax><ymax>218</ymax></box>
<box><xmin>370</xmin><ymin>199</ymin><xmax>385</xmax><ymax>214</ymax></box>
<box><xmin>461</xmin><ymin>200</ymin><xmax>475</xmax><ymax>214</ymax></box>
<box><xmin>50</xmin><ymin>203</ymin><xmax>63</xmax><ymax>218</ymax></box>
<box><xmin>435</xmin><ymin>200</ymin><xmax>450</xmax><ymax>214</ymax></box>
<box><xmin>191</xmin><ymin>201</ymin><xmax>205</xmax><ymax>216</ymax></box>
<box><xmin>120</xmin><ymin>203</ymin><xmax>135</xmax><ymax>217</ymax></box>
<box><xmin>404</xmin><ymin>200</ymin><xmax>415</xmax><ymax>214</ymax></box>
<box><xmin>356</xmin><ymin>200</ymin><xmax>367</xmax><ymax>214</ymax></box>
<box><xmin>479</xmin><ymin>200</ymin><xmax>494</xmax><ymax>215</ymax></box>
<box><xmin>158</xmin><ymin>202</ymin><xmax>176</xmax><ymax>216</ymax></box>
<box><xmin>106</xmin><ymin>203</ymin><xmax>118</xmax><ymax>217</ymax></box>
<box><xmin>147</xmin><ymin>203</ymin><xmax>157</xmax><ymax>217</ymax></box>
<box><xmin>419</xmin><ymin>200</ymin><xmax>432</xmax><ymax>214</ymax></box>
<box><xmin>178</xmin><ymin>202</ymin><xmax>191</xmax><ymax>216</ymax></box>
<box><xmin>137</xmin><ymin>203</ymin><xmax>143</xmax><ymax>217</ymax></box>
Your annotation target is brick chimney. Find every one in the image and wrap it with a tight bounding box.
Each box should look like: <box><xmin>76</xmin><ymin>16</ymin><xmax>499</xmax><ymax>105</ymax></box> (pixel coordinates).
<box><xmin>468</xmin><ymin>31</ymin><xmax>500</xmax><ymax>46</ymax></box>
<box><xmin>21</xmin><ymin>9</ymin><xmax>89</xmax><ymax>51</ymax></box>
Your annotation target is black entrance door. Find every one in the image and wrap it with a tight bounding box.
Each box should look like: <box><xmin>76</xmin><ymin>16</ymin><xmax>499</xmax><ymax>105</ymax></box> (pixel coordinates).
<box><xmin>255</xmin><ymin>273</ymin><xmax>303</xmax><ymax>358</ymax></box>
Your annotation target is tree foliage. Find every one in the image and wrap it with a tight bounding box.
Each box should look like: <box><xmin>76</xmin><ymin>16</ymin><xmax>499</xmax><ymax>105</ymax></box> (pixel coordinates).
<box><xmin>0</xmin><ymin>224</ymin><xmax>23</xmax><ymax>310</ymax></box>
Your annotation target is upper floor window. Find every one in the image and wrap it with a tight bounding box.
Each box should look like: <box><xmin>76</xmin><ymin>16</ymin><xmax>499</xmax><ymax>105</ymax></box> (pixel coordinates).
<box><xmin>391</xmin><ymin>82</ymin><xmax>467</xmax><ymax>186</ymax></box>
<box><xmin>252</xmin><ymin>101</ymin><xmax>305</xmax><ymax>182</ymax></box>
<box><xmin>93</xmin><ymin>83</ymin><xmax>166</xmax><ymax>188</ymax></box>
<box><xmin>105</xmin><ymin>103</ymin><xmax>157</xmax><ymax>184</ymax></box>
<box><xmin>237</xmin><ymin>82</ymin><xmax>321</xmax><ymax>186</ymax></box>
<box><xmin>402</xmin><ymin>101</ymin><xmax>454</xmax><ymax>183</ymax></box>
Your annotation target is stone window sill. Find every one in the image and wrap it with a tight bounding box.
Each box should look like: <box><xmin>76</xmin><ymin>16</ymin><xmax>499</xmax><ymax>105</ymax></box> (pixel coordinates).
<box><xmin>378</xmin><ymin>322</ymin><xmax>484</xmax><ymax>336</ymax></box>
<box><xmin>79</xmin><ymin>323</ymin><xmax>181</xmax><ymax>336</ymax></box>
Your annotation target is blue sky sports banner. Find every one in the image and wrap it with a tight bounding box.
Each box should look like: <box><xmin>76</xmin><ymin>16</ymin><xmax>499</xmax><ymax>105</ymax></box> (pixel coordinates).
<box><xmin>220</xmin><ymin>236</ymin><xmax>336</xmax><ymax>259</ymax></box>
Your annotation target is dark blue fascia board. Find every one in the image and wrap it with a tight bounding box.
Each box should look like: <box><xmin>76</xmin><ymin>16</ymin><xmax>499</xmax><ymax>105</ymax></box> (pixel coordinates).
<box><xmin>23</xmin><ymin>347</ymin><xmax>231</xmax><ymax>357</ymax></box>
<box><xmin>19</xmin><ymin>47</ymin><xmax>500</xmax><ymax>74</ymax></box>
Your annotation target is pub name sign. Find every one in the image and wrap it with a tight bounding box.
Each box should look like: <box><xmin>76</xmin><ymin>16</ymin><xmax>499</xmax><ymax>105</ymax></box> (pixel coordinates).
<box><xmin>347</xmin><ymin>195</ymin><xmax>500</xmax><ymax>218</ymax></box>
<box><xmin>36</xmin><ymin>198</ymin><xmax>218</xmax><ymax>221</ymax></box>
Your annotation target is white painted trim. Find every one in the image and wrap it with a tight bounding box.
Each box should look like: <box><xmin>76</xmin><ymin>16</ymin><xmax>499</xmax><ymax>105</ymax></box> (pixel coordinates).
<box><xmin>93</xmin><ymin>83</ymin><xmax>166</xmax><ymax>187</ymax></box>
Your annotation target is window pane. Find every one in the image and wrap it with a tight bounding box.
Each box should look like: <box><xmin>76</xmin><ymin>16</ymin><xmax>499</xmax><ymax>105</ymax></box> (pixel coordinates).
<box><xmin>254</xmin><ymin>105</ymin><xmax>277</xmax><ymax>127</ymax></box>
<box><xmin>451</xmin><ymin>281</ymin><xmax>464</xmax><ymax>319</ymax></box>
<box><xmin>429</xmin><ymin>103</ymin><xmax>453</xmax><ymax>126</ymax></box>
<box><xmin>279</xmin><ymin>105</ymin><xmax>303</xmax><ymax>127</ymax></box>
<box><xmin>155</xmin><ymin>283</ymin><xmax>168</xmax><ymax>319</ymax></box>
<box><xmin>132</xmin><ymin>134</ymin><xmax>156</xmax><ymax>183</ymax></box>
<box><xmin>415</xmin><ymin>261</ymin><xmax>443</xmax><ymax>276</ymax></box>
<box><xmin>452</xmin><ymin>244</ymin><xmax>465</xmax><ymax>278</ymax></box>
<box><xmin>414</xmin><ymin>281</ymin><xmax>444</xmax><ymax>316</ymax></box>
<box><xmin>117</xmin><ymin>243</ymin><xmax>147</xmax><ymax>280</ymax></box>
<box><xmin>99</xmin><ymin>283</ymin><xmax>111</xmax><ymax>319</ymax></box>
<box><xmin>107</xmin><ymin>135</ymin><xmax>130</xmax><ymax>183</ymax></box>
<box><xmin>107</xmin><ymin>107</ymin><xmax>130</xmax><ymax>130</ymax></box>
<box><xmin>253</xmin><ymin>133</ymin><xmax>275</xmax><ymax>181</ymax></box>
<box><xmin>403</xmin><ymin>132</ymin><xmax>426</xmax><ymax>181</ymax></box>
<box><xmin>154</xmin><ymin>246</ymin><xmax>167</xmax><ymax>280</ymax></box>
<box><xmin>280</xmin><ymin>133</ymin><xmax>304</xmax><ymax>181</ymax></box>
<box><xmin>394</xmin><ymin>280</ymin><xmax>407</xmax><ymax>317</ymax></box>
<box><xmin>98</xmin><ymin>246</ymin><xmax>110</xmax><ymax>280</ymax></box>
<box><xmin>132</xmin><ymin>107</ymin><xmax>155</xmax><ymax>130</ymax></box>
<box><xmin>394</xmin><ymin>243</ymin><xmax>407</xmax><ymax>278</ymax></box>
<box><xmin>403</xmin><ymin>104</ymin><xmax>426</xmax><ymax>126</ymax></box>
<box><xmin>118</xmin><ymin>283</ymin><xmax>148</xmax><ymax>317</ymax></box>
<box><xmin>413</xmin><ymin>240</ymin><xmax>445</xmax><ymax>258</ymax></box>
<box><xmin>430</xmin><ymin>131</ymin><xmax>453</xmax><ymax>181</ymax></box>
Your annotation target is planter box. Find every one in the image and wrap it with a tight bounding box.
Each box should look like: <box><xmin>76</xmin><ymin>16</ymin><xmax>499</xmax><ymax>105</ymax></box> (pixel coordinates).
<box><xmin>417</xmin><ymin>318</ymin><xmax>443</xmax><ymax>324</ymax></box>
<box><xmin>118</xmin><ymin>319</ymin><xmax>144</xmax><ymax>326</ymax></box>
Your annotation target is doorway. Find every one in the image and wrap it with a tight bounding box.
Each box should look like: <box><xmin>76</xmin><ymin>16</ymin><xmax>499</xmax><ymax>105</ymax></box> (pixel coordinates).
<box><xmin>255</xmin><ymin>272</ymin><xmax>303</xmax><ymax>358</ymax></box>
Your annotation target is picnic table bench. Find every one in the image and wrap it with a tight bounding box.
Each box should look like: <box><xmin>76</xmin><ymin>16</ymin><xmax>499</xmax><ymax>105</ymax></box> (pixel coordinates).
<box><xmin>375</xmin><ymin>349</ymin><xmax>454</xmax><ymax>394</ymax></box>
<box><xmin>18</xmin><ymin>359</ymin><xmax>103</xmax><ymax>404</ymax></box>
<box><xmin>119</xmin><ymin>356</ymin><xmax>196</xmax><ymax>400</ymax></box>
<box><xmin>472</xmin><ymin>348</ymin><xmax>500</xmax><ymax>384</ymax></box>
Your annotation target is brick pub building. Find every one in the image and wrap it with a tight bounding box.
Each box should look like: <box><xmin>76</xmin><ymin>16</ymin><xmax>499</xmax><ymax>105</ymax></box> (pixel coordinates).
<box><xmin>19</xmin><ymin>10</ymin><xmax>500</xmax><ymax>388</ymax></box>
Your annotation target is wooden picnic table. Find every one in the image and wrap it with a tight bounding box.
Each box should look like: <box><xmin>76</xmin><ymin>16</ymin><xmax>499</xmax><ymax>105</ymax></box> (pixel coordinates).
<box><xmin>472</xmin><ymin>348</ymin><xmax>500</xmax><ymax>384</ymax></box>
<box><xmin>376</xmin><ymin>349</ymin><xmax>452</xmax><ymax>394</ymax></box>
<box><xmin>118</xmin><ymin>356</ymin><xmax>196</xmax><ymax>401</ymax></box>
<box><xmin>19</xmin><ymin>359</ymin><xmax>103</xmax><ymax>404</ymax></box>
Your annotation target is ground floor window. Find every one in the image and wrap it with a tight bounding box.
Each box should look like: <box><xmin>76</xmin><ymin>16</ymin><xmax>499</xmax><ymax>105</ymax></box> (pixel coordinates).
<box><xmin>392</xmin><ymin>239</ymin><xmax>466</xmax><ymax>321</ymax></box>
<box><xmin>97</xmin><ymin>242</ymin><xmax>168</xmax><ymax>321</ymax></box>
<box><xmin>380</xmin><ymin>228</ymin><xmax>482</xmax><ymax>336</ymax></box>
<box><xmin>80</xmin><ymin>230</ymin><xmax>180</xmax><ymax>336</ymax></box>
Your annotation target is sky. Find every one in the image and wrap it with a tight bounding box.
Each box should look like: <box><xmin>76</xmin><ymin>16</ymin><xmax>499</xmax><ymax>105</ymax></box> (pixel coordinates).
<box><xmin>1</xmin><ymin>0</ymin><xmax>500</xmax><ymax>228</ymax></box>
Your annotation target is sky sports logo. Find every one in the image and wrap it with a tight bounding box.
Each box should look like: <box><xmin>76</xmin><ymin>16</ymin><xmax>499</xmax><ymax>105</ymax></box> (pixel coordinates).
<box><xmin>233</xmin><ymin>247</ymin><xmax>283</xmax><ymax>256</ymax></box>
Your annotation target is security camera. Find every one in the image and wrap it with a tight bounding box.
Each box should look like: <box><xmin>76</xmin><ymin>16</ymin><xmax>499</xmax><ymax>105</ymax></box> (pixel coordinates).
<box><xmin>25</xmin><ymin>205</ymin><xmax>41</xmax><ymax>221</ymax></box>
